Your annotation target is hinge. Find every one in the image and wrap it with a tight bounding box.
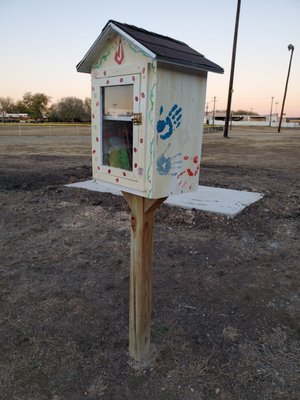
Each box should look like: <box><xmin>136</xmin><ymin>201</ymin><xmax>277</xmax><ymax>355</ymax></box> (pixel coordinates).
<box><xmin>131</xmin><ymin>113</ymin><xmax>142</xmax><ymax>125</ymax></box>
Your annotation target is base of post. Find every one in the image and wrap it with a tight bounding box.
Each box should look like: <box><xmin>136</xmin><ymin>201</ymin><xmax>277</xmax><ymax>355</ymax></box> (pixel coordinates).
<box><xmin>122</xmin><ymin>192</ymin><xmax>166</xmax><ymax>361</ymax></box>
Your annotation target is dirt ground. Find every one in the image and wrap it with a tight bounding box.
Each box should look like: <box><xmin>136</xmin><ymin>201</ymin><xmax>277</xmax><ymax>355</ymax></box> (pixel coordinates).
<box><xmin>0</xmin><ymin>126</ymin><xmax>299</xmax><ymax>399</ymax></box>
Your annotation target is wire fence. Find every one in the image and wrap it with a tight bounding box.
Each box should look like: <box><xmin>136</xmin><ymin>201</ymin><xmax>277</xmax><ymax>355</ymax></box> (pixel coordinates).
<box><xmin>0</xmin><ymin>123</ymin><xmax>227</xmax><ymax>137</ymax></box>
<box><xmin>0</xmin><ymin>124</ymin><xmax>91</xmax><ymax>137</ymax></box>
<box><xmin>203</xmin><ymin>126</ymin><xmax>224</xmax><ymax>133</ymax></box>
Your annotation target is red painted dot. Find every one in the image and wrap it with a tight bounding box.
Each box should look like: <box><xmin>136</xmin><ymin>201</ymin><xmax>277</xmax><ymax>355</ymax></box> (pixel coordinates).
<box><xmin>140</xmin><ymin>138</ymin><xmax>144</xmax><ymax>144</ymax></box>
<box><xmin>116</xmin><ymin>178</ymin><xmax>119</xmax><ymax>183</ymax></box>
<box><xmin>96</xmin><ymin>137</ymin><xmax>99</xmax><ymax>142</ymax></box>
<box><xmin>123</xmin><ymin>172</ymin><xmax>126</xmax><ymax>176</ymax></box>
<box><xmin>134</xmin><ymin>163</ymin><xmax>138</xmax><ymax>168</ymax></box>
<box><xmin>120</xmin><ymin>78</ymin><xmax>123</xmax><ymax>82</ymax></box>
<box><xmin>135</xmin><ymin>96</ymin><xmax>139</xmax><ymax>102</ymax></box>
<box><xmin>193</xmin><ymin>156</ymin><xmax>199</xmax><ymax>164</ymax></box>
<box><xmin>92</xmin><ymin>149</ymin><xmax>96</xmax><ymax>154</ymax></box>
<box><xmin>97</xmin><ymin>166</ymin><xmax>100</xmax><ymax>170</ymax></box>
<box><xmin>187</xmin><ymin>168</ymin><xmax>194</xmax><ymax>177</ymax></box>
<box><xmin>132</xmin><ymin>76</ymin><xmax>135</xmax><ymax>81</ymax></box>
<box><xmin>184</xmin><ymin>155</ymin><xmax>189</xmax><ymax>160</ymax></box>
<box><xmin>141</xmin><ymin>92</ymin><xmax>145</xmax><ymax>98</ymax></box>
<box><xmin>133</xmin><ymin>147</ymin><xmax>137</xmax><ymax>153</ymax></box>
<box><xmin>108</xmin><ymin>169</ymin><xmax>111</xmax><ymax>174</ymax></box>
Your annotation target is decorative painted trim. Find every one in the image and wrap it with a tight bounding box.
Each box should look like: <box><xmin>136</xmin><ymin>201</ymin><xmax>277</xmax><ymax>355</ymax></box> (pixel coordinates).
<box><xmin>110</xmin><ymin>24</ymin><xmax>156</xmax><ymax>59</ymax></box>
<box><xmin>146</xmin><ymin>137</ymin><xmax>155</xmax><ymax>197</ymax></box>
<box><xmin>92</xmin><ymin>46</ymin><xmax>116</xmax><ymax>69</ymax></box>
<box><xmin>126</xmin><ymin>40</ymin><xmax>149</xmax><ymax>58</ymax></box>
<box><xmin>148</xmin><ymin>83</ymin><xmax>156</xmax><ymax>125</ymax></box>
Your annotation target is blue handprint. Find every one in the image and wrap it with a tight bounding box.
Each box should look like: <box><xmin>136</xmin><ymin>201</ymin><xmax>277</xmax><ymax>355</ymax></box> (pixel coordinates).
<box><xmin>156</xmin><ymin>143</ymin><xmax>182</xmax><ymax>176</ymax></box>
<box><xmin>156</xmin><ymin>104</ymin><xmax>182</xmax><ymax>140</ymax></box>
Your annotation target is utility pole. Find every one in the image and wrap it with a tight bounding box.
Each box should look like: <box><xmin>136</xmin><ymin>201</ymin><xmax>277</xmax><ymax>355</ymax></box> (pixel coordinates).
<box><xmin>278</xmin><ymin>44</ymin><xmax>295</xmax><ymax>133</ymax></box>
<box><xmin>269</xmin><ymin>96</ymin><xmax>274</xmax><ymax>127</ymax></box>
<box><xmin>224</xmin><ymin>0</ymin><xmax>241</xmax><ymax>138</ymax></box>
<box><xmin>206</xmin><ymin>102</ymin><xmax>209</xmax><ymax>124</ymax></box>
<box><xmin>212</xmin><ymin>96</ymin><xmax>217</xmax><ymax>126</ymax></box>
<box><xmin>206</xmin><ymin>102</ymin><xmax>209</xmax><ymax>114</ymax></box>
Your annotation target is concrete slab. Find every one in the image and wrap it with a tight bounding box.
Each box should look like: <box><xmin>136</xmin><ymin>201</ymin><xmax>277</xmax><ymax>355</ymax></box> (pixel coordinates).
<box><xmin>66</xmin><ymin>180</ymin><xmax>263</xmax><ymax>217</ymax></box>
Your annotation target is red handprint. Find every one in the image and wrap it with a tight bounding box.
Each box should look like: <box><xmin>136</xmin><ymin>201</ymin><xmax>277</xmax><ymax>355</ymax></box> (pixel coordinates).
<box><xmin>177</xmin><ymin>155</ymin><xmax>200</xmax><ymax>189</ymax></box>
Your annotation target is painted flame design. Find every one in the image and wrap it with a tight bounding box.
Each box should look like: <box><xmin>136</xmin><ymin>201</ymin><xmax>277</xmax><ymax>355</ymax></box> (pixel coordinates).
<box><xmin>114</xmin><ymin>39</ymin><xmax>125</xmax><ymax>65</ymax></box>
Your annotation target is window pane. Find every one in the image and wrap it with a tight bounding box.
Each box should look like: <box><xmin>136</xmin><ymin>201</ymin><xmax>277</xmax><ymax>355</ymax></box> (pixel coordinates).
<box><xmin>102</xmin><ymin>120</ymin><xmax>133</xmax><ymax>171</ymax></box>
<box><xmin>103</xmin><ymin>85</ymin><xmax>133</xmax><ymax>117</ymax></box>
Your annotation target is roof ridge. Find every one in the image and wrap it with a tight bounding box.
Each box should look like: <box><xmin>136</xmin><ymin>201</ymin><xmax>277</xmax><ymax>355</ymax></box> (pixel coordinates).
<box><xmin>108</xmin><ymin>20</ymin><xmax>188</xmax><ymax>47</ymax></box>
<box><xmin>136</xmin><ymin>38</ymin><xmax>204</xmax><ymax>58</ymax></box>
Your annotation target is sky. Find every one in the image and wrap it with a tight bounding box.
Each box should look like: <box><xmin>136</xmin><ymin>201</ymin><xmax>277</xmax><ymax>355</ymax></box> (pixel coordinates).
<box><xmin>1</xmin><ymin>0</ymin><xmax>299</xmax><ymax>116</ymax></box>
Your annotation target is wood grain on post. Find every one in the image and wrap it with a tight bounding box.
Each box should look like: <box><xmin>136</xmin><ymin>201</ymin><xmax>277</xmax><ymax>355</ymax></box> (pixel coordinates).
<box><xmin>122</xmin><ymin>192</ymin><xmax>166</xmax><ymax>361</ymax></box>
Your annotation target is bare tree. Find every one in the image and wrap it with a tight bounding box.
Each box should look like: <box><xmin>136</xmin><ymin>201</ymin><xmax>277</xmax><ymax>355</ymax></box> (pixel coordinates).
<box><xmin>0</xmin><ymin>97</ymin><xmax>15</xmax><ymax>121</ymax></box>
<box><xmin>56</xmin><ymin>97</ymin><xmax>86</xmax><ymax>122</ymax></box>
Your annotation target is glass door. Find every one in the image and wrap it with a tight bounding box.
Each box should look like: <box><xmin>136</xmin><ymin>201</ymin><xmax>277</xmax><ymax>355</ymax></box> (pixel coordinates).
<box><xmin>102</xmin><ymin>84</ymin><xmax>134</xmax><ymax>171</ymax></box>
<box><xmin>98</xmin><ymin>73</ymin><xmax>141</xmax><ymax>181</ymax></box>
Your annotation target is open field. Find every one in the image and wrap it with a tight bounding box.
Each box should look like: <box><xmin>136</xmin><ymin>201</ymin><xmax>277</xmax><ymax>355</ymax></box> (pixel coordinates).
<box><xmin>0</xmin><ymin>127</ymin><xmax>299</xmax><ymax>399</ymax></box>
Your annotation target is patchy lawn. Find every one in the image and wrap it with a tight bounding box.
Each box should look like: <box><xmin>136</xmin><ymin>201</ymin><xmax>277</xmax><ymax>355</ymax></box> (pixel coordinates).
<box><xmin>0</xmin><ymin>127</ymin><xmax>299</xmax><ymax>399</ymax></box>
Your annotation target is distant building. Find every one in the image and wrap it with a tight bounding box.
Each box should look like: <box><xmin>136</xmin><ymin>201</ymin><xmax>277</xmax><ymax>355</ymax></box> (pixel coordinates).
<box><xmin>0</xmin><ymin>113</ymin><xmax>29</xmax><ymax>122</ymax></box>
<box><xmin>205</xmin><ymin>111</ymin><xmax>300</xmax><ymax>128</ymax></box>
<box><xmin>0</xmin><ymin>113</ymin><xmax>48</xmax><ymax>122</ymax></box>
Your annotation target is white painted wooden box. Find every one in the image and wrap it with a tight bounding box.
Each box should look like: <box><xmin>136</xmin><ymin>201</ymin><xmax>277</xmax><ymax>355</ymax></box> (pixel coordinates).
<box><xmin>77</xmin><ymin>20</ymin><xmax>223</xmax><ymax>199</ymax></box>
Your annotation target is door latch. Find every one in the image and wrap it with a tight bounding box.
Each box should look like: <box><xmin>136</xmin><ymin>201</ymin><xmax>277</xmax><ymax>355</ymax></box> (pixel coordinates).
<box><xmin>131</xmin><ymin>113</ymin><xmax>142</xmax><ymax>125</ymax></box>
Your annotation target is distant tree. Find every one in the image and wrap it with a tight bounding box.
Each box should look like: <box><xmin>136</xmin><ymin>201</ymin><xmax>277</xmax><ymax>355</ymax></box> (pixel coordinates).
<box><xmin>14</xmin><ymin>100</ymin><xmax>28</xmax><ymax>114</ymax></box>
<box><xmin>215</xmin><ymin>109</ymin><xmax>259</xmax><ymax>115</ymax></box>
<box><xmin>0</xmin><ymin>97</ymin><xmax>15</xmax><ymax>120</ymax></box>
<box><xmin>215</xmin><ymin>109</ymin><xmax>227</xmax><ymax>113</ymax></box>
<box><xmin>233</xmin><ymin>109</ymin><xmax>258</xmax><ymax>115</ymax></box>
<box><xmin>56</xmin><ymin>97</ymin><xmax>86</xmax><ymax>122</ymax></box>
<box><xmin>0</xmin><ymin>94</ymin><xmax>91</xmax><ymax>123</ymax></box>
<box><xmin>19</xmin><ymin>92</ymin><xmax>50</xmax><ymax>121</ymax></box>
<box><xmin>84</xmin><ymin>97</ymin><xmax>91</xmax><ymax>122</ymax></box>
<box><xmin>48</xmin><ymin>103</ymin><xmax>60</xmax><ymax>122</ymax></box>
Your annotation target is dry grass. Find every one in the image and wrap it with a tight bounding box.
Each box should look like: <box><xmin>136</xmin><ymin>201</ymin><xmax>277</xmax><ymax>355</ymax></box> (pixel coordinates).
<box><xmin>0</xmin><ymin>125</ymin><xmax>299</xmax><ymax>399</ymax></box>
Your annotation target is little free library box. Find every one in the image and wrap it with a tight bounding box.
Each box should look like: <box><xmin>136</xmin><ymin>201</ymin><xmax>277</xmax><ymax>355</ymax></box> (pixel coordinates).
<box><xmin>77</xmin><ymin>21</ymin><xmax>223</xmax><ymax>361</ymax></box>
<box><xmin>77</xmin><ymin>20</ymin><xmax>223</xmax><ymax>199</ymax></box>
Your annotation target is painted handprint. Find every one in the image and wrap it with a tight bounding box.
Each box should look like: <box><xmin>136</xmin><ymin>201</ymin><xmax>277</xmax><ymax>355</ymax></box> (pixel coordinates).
<box><xmin>177</xmin><ymin>155</ymin><xmax>200</xmax><ymax>189</ymax></box>
<box><xmin>156</xmin><ymin>104</ymin><xmax>182</xmax><ymax>140</ymax></box>
<box><xmin>156</xmin><ymin>143</ymin><xmax>182</xmax><ymax>176</ymax></box>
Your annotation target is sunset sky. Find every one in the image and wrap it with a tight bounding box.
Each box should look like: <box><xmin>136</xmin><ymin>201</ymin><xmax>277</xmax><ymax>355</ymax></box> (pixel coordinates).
<box><xmin>1</xmin><ymin>0</ymin><xmax>299</xmax><ymax>116</ymax></box>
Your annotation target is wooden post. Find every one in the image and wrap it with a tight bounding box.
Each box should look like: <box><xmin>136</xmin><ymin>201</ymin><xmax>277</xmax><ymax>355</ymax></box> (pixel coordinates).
<box><xmin>122</xmin><ymin>192</ymin><xmax>166</xmax><ymax>361</ymax></box>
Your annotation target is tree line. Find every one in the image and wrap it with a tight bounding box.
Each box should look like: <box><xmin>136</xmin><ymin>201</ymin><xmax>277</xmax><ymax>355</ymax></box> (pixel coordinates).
<box><xmin>215</xmin><ymin>109</ymin><xmax>258</xmax><ymax>115</ymax></box>
<box><xmin>0</xmin><ymin>93</ymin><xmax>91</xmax><ymax>123</ymax></box>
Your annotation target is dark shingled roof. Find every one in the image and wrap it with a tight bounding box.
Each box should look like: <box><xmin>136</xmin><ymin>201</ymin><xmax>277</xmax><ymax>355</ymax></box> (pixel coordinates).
<box><xmin>109</xmin><ymin>20</ymin><xmax>223</xmax><ymax>74</ymax></box>
<box><xmin>76</xmin><ymin>20</ymin><xmax>223</xmax><ymax>74</ymax></box>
